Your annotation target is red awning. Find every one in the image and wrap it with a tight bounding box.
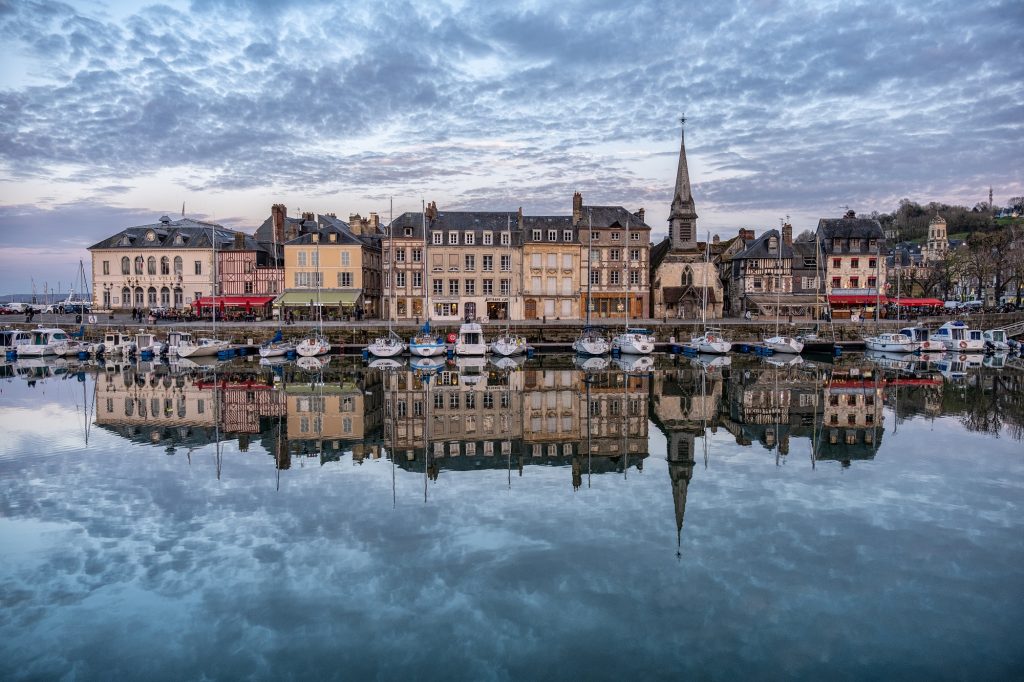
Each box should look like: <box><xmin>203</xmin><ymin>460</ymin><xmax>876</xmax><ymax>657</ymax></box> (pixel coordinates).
<box><xmin>194</xmin><ymin>296</ymin><xmax>275</xmax><ymax>308</ymax></box>
<box><xmin>828</xmin><ymin>295</ymin><xmax>889</xmax><ymax>305</ymax></box>
<box><xmin>889</xmin><ymin>297</ymin><xmax>943</xmax><ymax>306</ymax></box>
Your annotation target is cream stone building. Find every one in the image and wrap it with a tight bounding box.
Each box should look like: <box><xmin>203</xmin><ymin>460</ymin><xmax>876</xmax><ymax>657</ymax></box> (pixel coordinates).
<box><xmin>88</xmin><ymin>216</ymin><xmax>243</xmax><ymax>311</ymax></box>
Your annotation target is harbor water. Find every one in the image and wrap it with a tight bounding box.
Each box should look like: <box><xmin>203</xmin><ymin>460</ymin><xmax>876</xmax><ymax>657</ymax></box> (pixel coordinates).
<box><xmin>1</xmin><ymin>353</ymin><xmax>1022</xmax><ymax>680</ymax></box>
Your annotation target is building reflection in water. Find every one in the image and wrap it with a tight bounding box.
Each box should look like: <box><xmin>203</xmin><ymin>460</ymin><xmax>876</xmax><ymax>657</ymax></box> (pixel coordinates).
<box><xmin>84</xmin><ymin>352</ymin><xmax>1024</xmax><ymax>555</ymax></box>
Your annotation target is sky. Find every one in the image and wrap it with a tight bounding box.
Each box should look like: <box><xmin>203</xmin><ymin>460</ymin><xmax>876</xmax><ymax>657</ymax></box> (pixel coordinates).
<box><xmin>0</xmin><ymin>0</ymin><xmax>1022</xmax><ymax>294</ymax></box>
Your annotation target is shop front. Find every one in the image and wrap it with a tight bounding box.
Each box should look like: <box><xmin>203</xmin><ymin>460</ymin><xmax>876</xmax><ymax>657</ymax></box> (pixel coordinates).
<box><xmin>828</xmin><ymin>293</ymin><xmax>889</xmax><ymax>320</ymax></box>
<box><xmin>273</xmin><ymin>290</ymin><xmax>362</xmax><ymax>321</ymax></box>
<box><xmin>581</xmin><ymin>294</ymin><xmax>644</xmax><ymax>319</ymax></box>
<box><xmin>193</xmin><ymin>295</ymin><xmax>276</xmax><ymax>320</ymax></box>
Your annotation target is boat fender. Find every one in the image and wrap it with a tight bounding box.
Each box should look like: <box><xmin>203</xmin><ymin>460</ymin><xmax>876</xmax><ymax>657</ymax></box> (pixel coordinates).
<box><xmin>959</xmin><ymin>341</ymin><xmax>967</xmax><ymax>349</ymax></box>
<box><xmin>447</xmin><ymin>333</ymin><xmax>457</xmax><ymax>343</ymax></box>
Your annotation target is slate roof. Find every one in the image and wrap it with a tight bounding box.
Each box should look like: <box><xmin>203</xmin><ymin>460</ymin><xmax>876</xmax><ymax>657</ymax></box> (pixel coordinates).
<box><xmin>816</xmin><ymin>215</ymin><xmax>885</xmax><ymax>241</ymax></box>
<box><xmin>284</xmin><ymin>223</ymin><xmax>366</xmax><ymax>247</ymax></box>
<box><xmin>650</xmin><ymin>237</ymin><xmax>672</xmax><ymax>270</ymax></box>
<box><xmin>389</xmin><ymin>211</ymin><xmax>525</xmax><ymax>246</ymax></box>
<box><xmin>582</xmin><ymin>205</ymin><xmax>651</xmax><ymax>230</ymax></box>
<box><xmin>88</xmin><ymin>217</ymin><xmax>246</xmax><ymax>251</ymax></box>
<box><xmin>522</xmin><ymin>215</ymin><xmax>576</xmax><ymax>243</ymax></box>
<box><xmin>733</xmin><ymin>229</ymin><xmax>794</xmax><ymax>260</ymax></box>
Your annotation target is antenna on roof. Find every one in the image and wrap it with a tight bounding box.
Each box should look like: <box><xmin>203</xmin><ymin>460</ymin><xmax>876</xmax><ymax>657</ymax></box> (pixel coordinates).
<box><xmin>182</xmin><ymin>202</ymin><xmax>185</xmax><ymax>217</ymax></box>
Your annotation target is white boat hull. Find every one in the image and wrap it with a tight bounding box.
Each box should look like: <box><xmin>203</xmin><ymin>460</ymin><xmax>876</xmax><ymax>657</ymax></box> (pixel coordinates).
<box><xmin>409</xmin><ymin>342</ymin><xmax>447</xmax><ymax>357</ymax></box>
<box><xmin>491</xmin><ymin>338</ymin><xmax>527</xmax><ymax>357</ymax></box>
<box><xmin>689</xmin><ymin>337</ymin><xmax>731</xmax><ymax>354</ymax></box>
<box><xmin>296</xmin><ymin>338</ymin><xmax>330</xmax><ymax>357</ymax></box>
<box><xmin>366</xmin><ymin>339</ymin><xmax>406</xmax><ymax>357</ymax></box>
<box><xmin>259</xmin><ymin>343</ymin><xmax>295</xmax><ymax>358</ymax></box>
<box><xmin>613</xmin><ymin>333</ymin><xmax>655</xmax><ymax>355</ymax></box>
<box><xmin>614</xmin><ymin>355</ymin><xmax>654</xmax><ymax>372</ymax></box>
<box><xmin>573</xmin><ymin>337</ymin><xmax>610</xmax><ymax>356</ymax></box>
<box><xmin>17</xmin><ymin>344</ymin><xmax>67</xmax><ymax>357</ymax></box>
<box><xmin>456</xmin><ymin>343</ymin><xmax>487</xmax><ymax>356</ymax></box>
<box><xmin>864</xmin><ymin>339</ymin><xmax>919</xmax><ymax>352</ymax></box>
<box><xmin>939</xmin><ymin>339</ymin><xmax>986</xmax><ymax>352</ymax></box>
<box><xmin>763</xmin><ymin>336</ymin><xmax>803</xmax><ymax>354</ymax></box>
<box><xmin>177</xmin><ymin>341</ymin><xmax>230</xmax><ymax>358</ymax></box>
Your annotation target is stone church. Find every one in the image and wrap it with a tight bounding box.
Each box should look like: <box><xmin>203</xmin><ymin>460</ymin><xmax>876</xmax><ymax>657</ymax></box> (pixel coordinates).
<box><xmin>650</xmin><ymin>121</ymin><xmax>725</xmax><ymax>320</ymax></box>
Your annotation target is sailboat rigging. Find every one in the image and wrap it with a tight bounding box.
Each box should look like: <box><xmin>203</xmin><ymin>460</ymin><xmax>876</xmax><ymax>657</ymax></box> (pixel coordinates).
<box><xmin>491</xmin><ymin>215</ymin><xmax>527</xmax><ymax>356</ymax></box>
<box><xmin>688</xmin><ymin>232</ymin><xmax>731</xmax><ymax>354</ymax></box>
<box><xmin>409</xmin><ymin>200</ymin><xmax>446</xmax><ymax>357</ymax></box>
<box><xmin>367</xmin><ymin>198</ymin><xmax>407</xmax><ymax>358</ymax></box>
<box><xmin>573</xmin><ymin>210</ymin><xmax>610</xmax><ymax>356</ymax></box>
<box><xmin>296</xmin><ymin>222</ymin><xmax>331</xmax><ymax>357</ymax></box>
<box><xmin>612</xmin><ymin>212</ymin><xmax>654</xmax><ymax>356</ymax></box>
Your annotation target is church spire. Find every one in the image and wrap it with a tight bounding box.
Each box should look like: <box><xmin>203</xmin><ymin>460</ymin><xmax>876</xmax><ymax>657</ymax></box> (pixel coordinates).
<box><xmin>669</xmin><ymin>115</ymin><xmax>698</xmax><ymax>251</ymax></box>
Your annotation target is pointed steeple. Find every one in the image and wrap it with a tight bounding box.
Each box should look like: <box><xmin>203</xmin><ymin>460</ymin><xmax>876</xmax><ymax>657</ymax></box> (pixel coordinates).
<box><xmin>669</xmin><ymin>115</ymin><xmax>698</xmax><ymax>251</ymax></box>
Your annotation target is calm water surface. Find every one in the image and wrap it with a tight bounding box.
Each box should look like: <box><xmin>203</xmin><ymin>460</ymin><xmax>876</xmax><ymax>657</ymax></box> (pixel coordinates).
<box><xmin>1</xmin><ymin>353</ymin><xmax>1022</xmax><ymax>680</ymax></box>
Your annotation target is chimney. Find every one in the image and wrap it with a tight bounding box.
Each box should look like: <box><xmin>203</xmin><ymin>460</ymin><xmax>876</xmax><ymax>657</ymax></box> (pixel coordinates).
<box><xmin>233</xmin><ymin>232</ymin><xmax>245</xmax><ymax>250</ymax></box>
<box><xmin>271</xmin><ymin>204</ymin><xmax>286</xmax><ymax>244</ymax></box>
<box><xmin>369</xmin><ymin>212</ymin><xmax>379</xmax><ymax>230</ymax></box>
<box><xmin>782</xmin><ymin>222</ymin><xmax>792</xmax><ymax>246</ymax></box>
<box><xmin>425</xmin><ymin>201</ymin><xmax>438</xmax><ymax>221</ymax></box>
<box><xmin>517</xmin><ymin>207</ymin><xmax>523</xmax><ymax>231</ymax></box>
<box><xmin>348</xmin><ymin>214</ymin><xmax>363</xmax><ymax>235</ymax></box>
<box><xmin>637</xmin><ymin>208</ymin><xmax>645</xmax><ymax>224</ymax></box>
<box><xmin>844</xmin><ymin>209</ymin><xmax>856</xmax><ymax>219</ymax></box>
<box><xmin>572</xmin><ymin>192</ymin><xmax>583</xmax><ymax>226</ymax></box>
<box><xmin>302</xmin><ymin>211</ymin><xmax>315</xmax><ymax>222</ymax></box>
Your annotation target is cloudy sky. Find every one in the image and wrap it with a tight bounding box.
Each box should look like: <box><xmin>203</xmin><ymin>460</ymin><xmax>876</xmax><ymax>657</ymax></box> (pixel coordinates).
<box><xmin>0</xmin><ymin>0</ymin><xmax>1022</xmax><ymax>294</ymax></box>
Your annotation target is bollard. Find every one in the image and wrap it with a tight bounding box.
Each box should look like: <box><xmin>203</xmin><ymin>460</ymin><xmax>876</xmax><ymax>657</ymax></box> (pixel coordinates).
<box><xmin>6</xmin><ymin>350</ymin><xmax>17</xmax><ymax>361</ymax></box>
<box><xmin>834</xmin><ymin>346</ymin><xmax>842</xmax><ymax>357</ymax></box>
<box><xmin>526</xmin><ymin>347</ymin><xmax>535</xmax><ymax>359</ymax></box>
<box><xmin>361</xmin><ymin>348</ymin><xmax>370</xmax><ymax>362</ymax></box>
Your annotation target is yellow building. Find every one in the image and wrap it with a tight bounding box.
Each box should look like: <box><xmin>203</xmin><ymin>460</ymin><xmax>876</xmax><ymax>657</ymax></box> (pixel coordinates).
<box><xmin>279</xmin><ymin>220</ymin><xmax>383</xmax><ymax>319</ymax></box>
<box><xmin>521</xmin><ymin>215</ymin><xmax>581</xmax><ymax>320</ymax></box>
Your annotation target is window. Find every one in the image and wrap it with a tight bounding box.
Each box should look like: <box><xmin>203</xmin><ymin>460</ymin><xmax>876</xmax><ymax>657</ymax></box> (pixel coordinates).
<box><xmin>448</xmin><ymin>232</ymin><xmax>458</xmax><ymax>245</ymax></box>
<box><xmin>412</xmin><ymin>248</ymin><xmax>422</xmax><ymax>263</ymax></box>
<box><xmin>449</xmin><ymin>280</ymin><xmax>459</xmax><ymax>295</ymax></box>
<box><xmin>160</xmin><ymin>256</ymin><xmax>169</xmax><ymax>275</ymax></box>
<box><xmin>147</xmin><ymin>287</ymin><xmax>157</xmax><ymax>306</ymax></box>
<box><xmin>243</xmin><ymin>282</ymin><xmax>253</xmax><ymax>294</ymax></box>
<box><xmin>465</xmin><ymin>254</ymin><xmax>475</xmax><ymax>271</ymax></box>
<box><xmin>121</xmin><ymin>257</ymin><xmax>130</xmax><ymax>275</ymax></box>
<box><xmin>611</xmin><ymin>232</ymin><xmax>620</xmax><ymax>241</ymax></box>
<box><xmin>134</xmin><ymin>256</ymin><xmax>144</xmax><ymax>275</ymax></box>
<box><xmin>395</xmin><ymin>271</ymin><xmax>406</xmax><ymax>288</ymax></box>
<box><xmin>868</xmin><ymin>258</ymin><xmax>877</xmax><ymax>269</ymax></box>
<box><xmin>610</xmin><ymin>271</ymin><xmax>620</xmax><ymax>285</ymax></box>
<box><xmin>343</xmin><ymin>251</ymin><xmax>353</xmax><ymax>265</ymax></box>
<box><xmin>547</xmin><ymin>230</ymin><xmax>557</xmax><ymax>241</ymax></box>
<box><xmin>103</xmin><ymin>290</ymin><xmax>111</xmax><ymax>307</ymax></box>
<box><xmin>464</xmin><ymin>232</ymin><xmax>475</xmax><ymax>245</ymax></box>
<box><xmin>194</xmin><ymin>260</ymin><xmax>202</xmax><ymax>275</ymax></box>
<box><xmin>413</xmin><ymin>272</ymin><xmax>422</xmax><ymax>288</ymax></box>
<box><xmin>298</xmin><ymin>251</ymin><xmax>307</xmax><ymax>267</ymax></box>
<box><xmin>500</xmin><ymin>279</ymin><xmax>510</xmax><ymax>295</ymax></box>
<box><xmin>482</xmin><ymin>255</ymin><xmax>493</xmax><ymax>271</ymax></box>
<box><xmin>171</xmin><ymin>256</ymin><xmax>181</xmax><ymax>276</ymax></box>
<box><xmin>850</xmin><ymin>258</ymin><xmax>859</xmax><ymax>269</ymax></box>
<box><xmin>448</xmin><ymin>253</ymin><xmax>459</xmax><ymax>271</ymax></box>
<box><xmin>630</xmin><ymin>271</ymin><xmax>640</xmax><ymax>285</ymax></box>
<box><xmin>500</xmin><ymin>254</ymin><xmax>511</xmax><ymax>271</ymax></box>
<box><xmin>465</xmin><ymin>279</ymin><xmax>476</xmax><ymax>295</ymax></box>
<box><xmin>483</xmin><ymin>279</ymin><xmax>493</xmax><ymax>295</ymax></box>
<box><xmin>630</xmin><ymin>249</ymin><xmax>640</xmax><ymax>261</ymax></box>
<box><xmin>531</xmin><ymin>253</ymin><xmax>542</xmax><ymax>268</ymax></box>
<box><xmin>500</xmin><ymin>232</ymin><xmax>510</xmax><ymax>246</ymax></box>
<box><xmin>562</xmin><ymin>254</ymin><xmax>573</xmax><ymax>269</ymax></box>
<box><xmin>433</xmin><ymin>279</ymin><xmax>443</xmax><ymax>295</ymax></box>
<box><xmin>482</xmin><ymin>232</ymin><xmax>493</xmax><ymax>245</ymax></box>
<box><xmin>610</xmin><ymin>249</ymin><xmax>620</xmax><ymax>261</ymax></box>
<box><xmin>851</xmin><ymin>239</ymin><xmax>861</xmax><ymax>250</ymax></box>
<box><xmin>590</xmin><ymin>248</ymin><xmax>600</xmax><ymax>262</ymax></box>
<box><xmin>434</xmin><ymin>302</ymin><xmax>458</xmax><ymax>317</ymax></box>
<box><xmin>563</xmin><ymin>230</ymin><xmax>573</xmax><ymax>242</ymax></box>
<box><xmin>832</xmin><ymin>258</ymin><xmax>841</xmax><ymax>268</ymax></box>
<box><xmin>753</xmin><ymin>278</ymin><xmax>763</xmax><ymax>290</ymax></box>
<box><xmin>867</xmin><ymin>277</ymin><xmax>877</xmax><ymax>288</ymax></box>
<box><xmin>631</xmin><ymin>232</ymin><xmax>641</xmax><ymax>241</ymax></box>
<box><xmin>850</xmin><ymin>277</ymin><xmax>860</xmax><ymax>288</ymax></box>
<box><xmin>590</xmin><ymin>270</ymin><xmax>600</xmax><ymax>285</ymax></box>
<box><xmin>547</xmin><ymin>253</ymin><xmax>557</xmax><ymax>268</ymax></box>
<box><xmin>532</xmin><ymin>229</ymin><xmax>542</xmax><ymax>241</ymax></box>
<box><xmin>102</xmin><ymin>260</ymin><xmax>110</xmax><ymax>275</ymax></box>
<box><xmin>432</xmin><ymin>232</ymin><xmax>442</xmax><ymax>245</ymax></box>
<box><xmin>531</xmin><ymin>276</ymin><xmax>542</xmax><ymax>292</ymax></box>
<box><xmin>831</xmin><ymin>277</ymin><xmax>841</xmax><ymax>288</ymax></box>
<box><xmin>561</xmin><ymin>277</ymin><xmax>573</xmax><ymax>295</ymax></box>
<box><xmin>311</xmin><ymin>250</ymin><xmax>318</xmax><ymax>267</ymax></box>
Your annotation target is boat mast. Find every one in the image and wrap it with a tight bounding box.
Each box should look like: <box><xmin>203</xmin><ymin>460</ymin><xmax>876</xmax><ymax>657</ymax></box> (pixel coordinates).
<box><xmin>702</xmin><ymin>232</ymin><xmax>710</xmax><ymax>329</ymax></box>
<box><xmin>586</xmin><ymin>211</ymin><xmax>593</xmax><ymax>327</ymax></box>
<box><xmin>874</xmin><ymin>240</ymin><xmax>881</xmax><ymax>330</ymax></box>
<box><xmin>505</xmin><ymin>215</ymin><xmax>512</xmax><ymax>335</ymax></box>
<box><xmin>624</xmin><ymin>213</ymin><xmax>631</xmax><ymax>332</ymax></box>
<box><xmin>388</xmin><ymin>196</ymin><xmax>394</xmax><ymax>336</ymax></box>
<box><xmin>422</xmin><ymin>199</ymin><xmax>429</xmax><ymax>326</ymax></box>
<box><xmin>212</xmin><ymin>224</ymin><xmax>218</xmax><ymax>337</ymax></box>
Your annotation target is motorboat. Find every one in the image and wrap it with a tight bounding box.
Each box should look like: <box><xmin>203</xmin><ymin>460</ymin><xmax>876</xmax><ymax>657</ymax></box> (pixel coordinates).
<box><xmin>134</xmin><ymin>332</ymin><xmax>166</xmax><ymax>356</ymax></box>
<box><xmin>409</xmin><ymin>323</ymin><xmax>446</xmax><ymax>357</ymax></box>
<box><xmin>365</xmin><ymin>331</ymin><xmax>407</xmax><ymax>358</ymax></box>
<box><xmin>898</xmin><ymin>326</ymin><xmax>943</xmax><ymax>352</ymax></box>
<box><xmin>613</xmin><ymin>354</ymin><xmax>654</xmax><ymax>373</ymax></box>
<box><xmin>572</xmin><ymin>326</ymin><xmax>610</xmax><ymax>356</ymax></box>
<box><xmin>164</xmin><ymin>331</ymin><xmax>192</xmax><ymax>356</ymax></box>
<box><xmin>455</xmin><ymin>321</ymin><xmax>487</xmax><ymax>356</ymax></box>
<box><xmin>0</xmin><ymin>328</ymin><xmax>33</xmax><ymax>354</ymax></box>
<box><xmin>296</xmin><ymin>335</ymin><xmax>331</xmax><ymax>357</ymax></box>
<box><xmin>983</xmin><ymin>352</ymin><xmax>1009</xmax><ymax>369</ymax></box>
<box><xmin>983</xmin><ymin>329</ymin><xmax>1011</xmax><ymax>351</ymax></box>
<box><xmin>688</xmin><ymin>328</ymin><xmax>731</xmax><ymax>355</ymax></box>
<box><xmin>453</xmin><ymin>355</ymin><xmax>487</xmax><ymax>385</ymax></box>
<box><xmin>864</xmin><ymin>332</ymin><xmax>920</xmax><ymax>353</ymax></box>
<box><xmin>100</xmin><ymin>331</ymin><xmax>136</xmax><ymax>356</ymax></box>
<box><xmin>176</xmin><ymin>337</ymin><xmax>231</xmax><ymax>358</ymax></box>
<box><xmin>490</xmin><ymin>331</ymin><xmax>528</xmax><ymax>357</ymax></box>
<box><xmin>574</xmin><ymin>354</ymin><xmax>610</xmax><ymax>371</ymax></box>
<box><xmin>18</xmin><ymin>327</ymin><xmax>71</xmax><ymax>356</ymax></box>
<box><xmin>612</xmin><ymin>328</ymin><xmax>655</xmax><ymax>355</ymax></box>
<box><xmin>59</xmin><ymin>339</ymin><xmax>100</xmax><ymax>357</ymax></box>
<box><xmin>762</xmin><ymin>335</ymin><xmax>804</xmax><ymax>354</ymax></box>
<box><xmin>932</xmin><ymin>320</ymin><xmax>985</xmax><ymax>352</ymax></box>
<box><xmin>795</xmin><ymin>328</ymin><xmax>835</xmax><ymax>354</ymax></box>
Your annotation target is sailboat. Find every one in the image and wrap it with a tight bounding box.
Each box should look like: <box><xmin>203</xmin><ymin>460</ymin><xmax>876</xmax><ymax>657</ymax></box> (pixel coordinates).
<box><xmin>259</xmin><ymin>329</ymin><xmax>295</xmax><ymax>357</ymax></box>
<box><xmin>573</xmin><ymin>211</ymin><xmax>610</xmax><ymax>356</ymax></box>
<box><xmin>762</xmin><ymin>227</ymin><xmax>803</xmax><ymax>354</ymax></box>
<box><xmin>296</xmin><ymin>228</ymin><xmax>331</xmax><ymax>357</ymax></box>
<box><xmin>178</xmin><ymin>225</ymin><xmax>231</xmax><ymax>358</ymax></box>
<box><xmin>367</xmin><ymin>199</ymin><xmax>408</xmax><ymax>358</ymax></box>
<box><xmin>612</xmin><ymin>213</ymin><xmax>655</xmax><ymax>355</ymax></box>
<box><xmin>409</xmin><ymin>201</ymin><xmax>446</xmax><ymax>357</ymax></box>
<box><xmin>491</xmin><ymin>216</ymin><xmax>528</xmax><ymax>356</ymax></box>
<box><xmin>688</xmin><ymin>233</ymin><xmax>731</xmax><ymax>354</ymax></box>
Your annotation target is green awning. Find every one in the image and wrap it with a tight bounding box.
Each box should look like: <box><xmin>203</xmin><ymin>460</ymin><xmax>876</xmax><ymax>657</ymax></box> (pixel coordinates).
<box><xmin>274</xmin><ymin>290</ymin><xmax>361</xmax><ymax>307</ymax></box>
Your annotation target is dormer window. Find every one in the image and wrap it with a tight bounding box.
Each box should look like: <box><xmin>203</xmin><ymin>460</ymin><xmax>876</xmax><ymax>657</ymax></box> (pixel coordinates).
<box><xmin>174</xmin><ymin>234</ymin><xmax>185</xmax><ymax>245</ymax></box>
<box><xmin>563</xmin><ymin>230</ymin><xmax>573</xmax><ymax>242</ymax></box>
<box><xmin>119</xmin><ymin>236</ymin><xmax>132</xmax><ymax>247</ymax></box>
<box><xmin>432</xmin><ymin>232</ymin><xmax>442</xmax><ymax>245</ymax></box>
<box><xmin>482</xmin><ymin>232</ymin><xmax>493</xmax><ymax>245</ymax></box>
<box><xmin>448</xmin><ymin>232</ymin><xmax>458</xmax><ymax>245</ymax></box>
<box><xmin>464</xmin><ymin>232</ymin><xmax>475</xmax><ymax>245</ymax></box>
<box><xmin>404</xmin><ymin>227</ymin><xmax>413</xmax><ymax>237</ymax></box>
<box><xmin>532</xmin><ymin>229</ymin><xmax>541</xmax><ymax>241</ymax></box>
<box><xmin>768</xmin><ymin>236</ymin><xmax>778</xmax><ymax>251</ymax></box>
<box><xmin>547</xmin><ymin>230</ymin><xmax>557</xmax><ymax>241</ymax></box>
